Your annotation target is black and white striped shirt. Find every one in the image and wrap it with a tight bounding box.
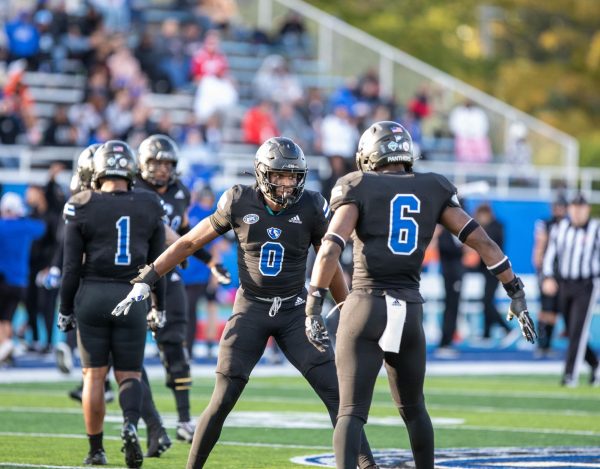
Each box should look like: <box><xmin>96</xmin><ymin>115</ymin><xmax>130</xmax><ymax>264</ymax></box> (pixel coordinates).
<box><xmin>543</xmin><ymin>218</ymin><xmax>600</xmax><ymax>280</ymax></box>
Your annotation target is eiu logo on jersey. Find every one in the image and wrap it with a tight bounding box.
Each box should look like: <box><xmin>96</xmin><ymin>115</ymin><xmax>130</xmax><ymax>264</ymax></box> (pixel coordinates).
<box><xmin>267</xmin><ymin>227</ymin><xmax>282</xmax><ymax>240</ymax></box>
<box><xmin>288</xmin><ymin>215</ymin><xmax>302</xmax><ymax>224</ymax></box>
<box><xmin>243</xmin><ymin>214</ymin><xmax>259</xmax><ymax>224</ymax></box>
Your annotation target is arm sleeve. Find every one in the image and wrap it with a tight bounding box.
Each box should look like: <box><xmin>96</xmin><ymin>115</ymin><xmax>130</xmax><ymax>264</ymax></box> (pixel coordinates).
<box><xmin>59</xmin><ymin>219</ymin><xmax>84</xmax><ymax>315</ymax></box>
<box><xmin>209</xmin><ymin>187</ymin><xmax>235</xmax><ymax>235</ymax></box>
<box><xmin>147</xmin><ymin>215</ymin><xmax>167</xmax><ymax>311</ymax></box>
<box><xmin>542</xmin><ymin>223</ymin><xmax>559</xmax><ymax>278</ymax></box>
<box><xmin>311</xmin><ymin>192</ymin><xmax>331</xmax><ymax>247</ymax></box>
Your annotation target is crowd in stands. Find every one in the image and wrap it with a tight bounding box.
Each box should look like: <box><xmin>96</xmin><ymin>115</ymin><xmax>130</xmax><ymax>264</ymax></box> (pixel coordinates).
<box><xmin>1</xmin><ymin>0</ymin><xmax>522</xmax><ymax>188</ymax></box>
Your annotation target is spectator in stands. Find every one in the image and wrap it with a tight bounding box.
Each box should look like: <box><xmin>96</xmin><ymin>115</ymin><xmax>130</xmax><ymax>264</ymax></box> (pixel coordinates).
<box><xmin>506</xmin><ymin>121</ymin><xmax>532</xmax><ymax>166</ymax></box>
<box><xmin>198</xmin><ymin>0</ymin><xmax>240</xmax><ymax>32</ymax></box>
<box><xmin>33</xmin><ymin>9</ymin><xmax>58</xmax><ymax>73</ymax></box>
<box><xmin>190</xmin><ymin>30</ymin><xmax>228</xmax><ymax>83</ymax></box>
<box><xmin>352</xmin><ymin>71</ymin><xmax>381</xmax><ymax>124</ymax></box>
<box><xmin>125</xmin><ymin>104</ymin><xmax>158</xmax><ymax>149</ymax></box>
<box><xmin>3</xmin><ymin>60</ymin><xmax>36</xmax><ymax>135</ymax></box>
<box><xmin>135</xmin><ymin>31</ymin><xmax>173</xmax><ymax>93</ymax></box>
<box><xmin>0</xmin><ymin>192</ymin><xmax>45</xmax><ymax>364</ymax></box>
<box><xmin>318</xmin><ymin>104</ymin><xmax>359</xmax><ymax>196</ymax></box>
<box><xmin>155</xmin><ymin>18</ymin><xmax>188</xmax><ymax>91</ymax></box>
<box><xmin>276</xmin><ymin>11</ymin><xmax>309</xmax><ymax>55</ymax></box>
<box><xmin>106</xmin><ymin>34</ymin><xmax>147</xmax><ymax>95</ymax></box>
<box><xmin>105</xmin><ymin>88</ymin><xmax>134</xmax><ymax>139</ymax></box>
<box><xmin>4</xmin><ymin>11</ymin><xmax>40</xmax><ymax>68</ymax></box>
<box><xmin>276</xmin><ymin>102</ymin><xmax>313</xmax><ymax>152</ymax></box>
<box><xmin>193</xmin><ymin>67</ymin><xmax>238</xmax><ymax>124</ymax></box>
<box><xmin>408</xmin><ymin>87</ymin><xmax>432</xmax><ymax>122</ymax></box>
<box><xmin>242</xmin><ymin>99</ymin><xmax>278</xmax><ymax>145</ymax></box>
<box><xmin>91</xmin><ymin>0</ymin><xmax>130</xmax><ymax>33</ymax></box>
<box><xmin>42</xmin><ymin>104</ymin><xmax>77</xmax><ymax>146</ymax></box>
<box><xmin>253</xmin><ymin>54</ymin><xmax>303</xmax><ymax>105</ymax></box>
<box><xmin>69</xmin><ymin>91</ymin><xmax>106</xmax><ymax>146</ymax></box>
<box><xmin>0</xmin><ymin>96</ymin><xmax>25</xmax><ymax>145</ymax></box>
<box><xmin>61</xmin><ymin>21</ymin><xmax>94</xmax><ymax>70</ymax></box>
<box><xmin>474</xmin><ymin>203</ymin><xmax>512</xmax><ymax>341</ymax></box>
<box><xmin>449</xmin><ymin>99</ymin><xmax>492</xmax><ymax>163</ymax></box>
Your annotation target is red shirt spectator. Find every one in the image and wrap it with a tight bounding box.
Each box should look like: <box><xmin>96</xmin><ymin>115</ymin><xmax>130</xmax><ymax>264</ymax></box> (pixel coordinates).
<box><xmin>242</xmin><ymin>101</ymin><xmax>279</xmax><ymax>145</ymax></box>
<box><xmin>190</xmin><ymin>31</ymin><xmax>228</xmax><ymax>82</ymax></box>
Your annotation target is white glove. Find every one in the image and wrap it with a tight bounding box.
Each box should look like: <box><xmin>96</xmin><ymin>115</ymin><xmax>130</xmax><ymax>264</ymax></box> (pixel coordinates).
<box><xmin>111</xmin><ymin>283</ymin><xmax>151</xmax><ymax>317</ymax></box>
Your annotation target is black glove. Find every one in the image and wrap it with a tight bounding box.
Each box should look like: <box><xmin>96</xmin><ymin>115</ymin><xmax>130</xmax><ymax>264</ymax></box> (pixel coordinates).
<box><xmin>57</xmin><ymin>312</ymin><xmax>76</xmax><ymax>332</ymax></box>
<box><xmin>304</xmin><ymin>287</ymin><xmax>330</xmax><ymax>352</ymax></box>
<box><xmin>503</xmin><ymin>276</ymin><xmax>537</xmax><ymax>344</ymax></box>
<box><xmin>211</xmin><ymin>263</ymin><xmax>232</xmax><ymax>285</ymax></box>
<box><xmin>147</xmin><ymin>308</ymin><xmax>166</xmax><ymax>332</ymax></box>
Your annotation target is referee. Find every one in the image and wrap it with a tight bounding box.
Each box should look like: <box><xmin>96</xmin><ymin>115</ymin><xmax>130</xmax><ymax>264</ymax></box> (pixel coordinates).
<box><xmin>542</xmin><ymin>193</ymin><xmax>599</xmax><ymax>387</ymax></box>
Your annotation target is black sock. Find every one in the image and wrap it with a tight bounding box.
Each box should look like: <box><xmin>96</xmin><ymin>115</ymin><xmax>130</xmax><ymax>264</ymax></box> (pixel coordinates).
<box><xmin>119</xmin><ymin>378</ymin><xmax>142</xmax><ymax>427</ymax></box>
<box><xmin>175</xmin><ymin>389</ymin><xmax>190</xmax><ymax>422</ymax></box>
<box><xmin>88</xmin><ymin>432</ymin><xmax>103</xmax><ymax>452</ymax></box>
<box><xmin>140</xmin><ymin>368</ymin><xmax>162</xmax><ymax>430</ymax></box>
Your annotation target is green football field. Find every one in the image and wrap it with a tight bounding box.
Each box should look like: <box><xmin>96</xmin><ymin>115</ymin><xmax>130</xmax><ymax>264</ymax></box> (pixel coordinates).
<box><xmin>0</xmin><ymin>374</ymin><xmax>598</xmax><ymax>468</ymax></box>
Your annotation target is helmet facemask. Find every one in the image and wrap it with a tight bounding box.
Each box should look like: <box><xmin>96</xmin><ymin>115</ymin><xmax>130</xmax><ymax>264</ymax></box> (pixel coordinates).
<box><xmin>256</xmin><ymin>164</ymin><xmax>307</xmax><ymax>208</ymax></box>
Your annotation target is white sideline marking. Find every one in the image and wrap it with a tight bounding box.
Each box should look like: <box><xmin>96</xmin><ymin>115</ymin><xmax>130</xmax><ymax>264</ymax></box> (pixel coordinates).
<box><xmin>0</xmin><ymin>361</ymin><xmax>566</xmax><ymax>384</ymax></box>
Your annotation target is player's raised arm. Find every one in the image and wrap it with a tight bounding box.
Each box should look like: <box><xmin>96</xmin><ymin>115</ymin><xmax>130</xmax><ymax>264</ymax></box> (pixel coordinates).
<box><xmin>111</xmin><ymin>217</ymin><xmax>221</xmax><ymax>317</ymax></box>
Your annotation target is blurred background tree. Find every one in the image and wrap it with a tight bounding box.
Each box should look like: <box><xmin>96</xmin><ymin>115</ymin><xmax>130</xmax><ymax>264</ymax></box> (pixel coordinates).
<box><xmin>307</xmin><ymin>0</ymin><xmax>600</xmax><ymax>166</ymax></box>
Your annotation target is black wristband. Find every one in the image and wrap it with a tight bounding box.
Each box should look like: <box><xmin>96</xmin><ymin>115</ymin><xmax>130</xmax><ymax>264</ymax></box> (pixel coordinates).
<box><xmin>133</xmin><ymin>263</ymin><xmax>161</xmax><ymax>287</ymax></box>
<box><xmin>487</xmin><ymin>256</ymin><xmax>511</xmax><ymax>276</ymax></box>
<box><xmin>193</xmin><ymin>248</ymin><xmax>213</xmax><ymax>264</ymax></box>
<box><xmin>306</xmin><ymin>285</ymin><xmax>328</xmax><ymax>316</ymax></box>
<box><xmin>457</xmin><ymin>218</ymin><xmax>480</xmax><ymax>243</ymax></box>
<box><xmin>502</xmin><ymin>275</ymin><xmax>525</xmax><ymax>298</ymax></box>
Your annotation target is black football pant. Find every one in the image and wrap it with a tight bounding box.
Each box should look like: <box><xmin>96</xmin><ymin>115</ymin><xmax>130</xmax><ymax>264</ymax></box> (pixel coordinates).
<box><xmin>186</xmin><ymin>289</ymin><xmax>376</xmax><ymax>469</ymax></box>
<box><xmin>334</xmin><ymin>291</ymin><xmax>433</xmax><ymax>469</ymax></box>
<box><xmin>559</xmin><ymin>279</ymin><xmax>599</xmax><ymax>381</ymax></box>
<box><xmin>25</xmin><ymin>273</ymin><xmax>58</xmax><ymax>346</ymax></box>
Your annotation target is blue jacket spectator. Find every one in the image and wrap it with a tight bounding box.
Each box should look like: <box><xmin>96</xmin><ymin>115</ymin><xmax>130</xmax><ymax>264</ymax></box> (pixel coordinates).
<box><xmin>0</xmin><ymin>192</ymin><xmax>46</xmax><ymax>287</ymax></box>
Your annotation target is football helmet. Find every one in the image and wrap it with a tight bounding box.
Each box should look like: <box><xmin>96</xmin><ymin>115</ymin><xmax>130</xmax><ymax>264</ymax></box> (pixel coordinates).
<box><xmin>355</xmin><ymin>121</ymin><xmax>416</xmax><ymax>172</ymax></box>
<box><xmin>138</xmin><ymin>134</ymin><xmax>179</xmax><ymax>187</ymax></box>
<box><xmin>91</xmin><ymin>140</ymin><xmax>137</xmax><ymax>189</ymax></box>
<box><xmin>255</xmin><ymin>137</ymin><xmax>307</xmax><ymax>207</ymax></box>
<box><xmin>70</xmin><ymin>143</ymin><xmax>101</xmax><ymax>193</ymax></box>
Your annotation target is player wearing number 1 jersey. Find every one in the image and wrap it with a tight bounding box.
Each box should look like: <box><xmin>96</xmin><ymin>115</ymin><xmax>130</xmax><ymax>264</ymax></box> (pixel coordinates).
<box><xmin>306</xmin><ymin>121</ymin><xmax>536</xmax><ymax>469</ymax></box>
<box><xmin>112</xmin><ymin>137</ymin><xmax>378</xmax><ymax>469</ymax></box>
<box><xmin>59</xmin><ymin>140</ymin><xmax>167</xmax><ymax>468</ymax></box>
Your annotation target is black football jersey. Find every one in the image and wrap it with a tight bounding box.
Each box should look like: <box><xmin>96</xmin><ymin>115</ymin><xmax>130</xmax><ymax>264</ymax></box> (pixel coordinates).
<box><xmin>136</xmin><ymin>177</ymin><xmax>190</xmax><ymax>233</ymax></box>
<box><xmin>62</xmin><ymin>189</ymin><xmax>166</xmax><ymax>281</ymax></box>
<box><xmin>330</xmin><ymin>171</ymin><xmax>458</xmax><ymax>302</ymax></box>
<box><xmin>210</xmin><ymin>185</ymin><xmax>330</xmax><ymax>298</ymax></box>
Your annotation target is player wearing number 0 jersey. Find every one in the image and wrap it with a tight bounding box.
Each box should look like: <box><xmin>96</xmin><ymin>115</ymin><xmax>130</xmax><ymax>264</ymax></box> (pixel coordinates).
<box><xmin>112</xmin><ymin>137</ymin><xmax>378</xmax><ymax>469</ymax></box>
<box><xmin>306</xmin><ymin>121</ymin><xmax>536</xmax><ymax>469</ymax></box>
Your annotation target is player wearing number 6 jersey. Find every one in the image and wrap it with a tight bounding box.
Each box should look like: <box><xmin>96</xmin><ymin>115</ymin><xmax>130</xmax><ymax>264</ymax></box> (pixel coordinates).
<box><xmin>59</xmin><ymin>140</ymin><xmax>166</xmax><ymax>468</ymax></box>
<box><xmin>111</xmin><ymin>137</ymin><xmax>378</xmax><ymax>469</ymax></box>
<box><xmin>306</xmin><ymin>121</ymin><xmax>536</xmax><ymax>469</ymax></box>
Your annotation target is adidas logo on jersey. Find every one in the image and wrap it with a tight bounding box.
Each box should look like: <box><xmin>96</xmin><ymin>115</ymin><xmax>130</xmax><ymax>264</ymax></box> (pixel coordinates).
<box><xmin>294</xmin><ymin>297</ymin><xmax>305</xmax><ymax>306</ymax></box>
<box><xmin>174</xmin><ymin>189</ymin><xmax>185</xmax><ymax>199</ymax></box>
<box><xmin>288</xmin><ymin>215</ymin><xmax>302</xmax><ymax>224</ymax></box>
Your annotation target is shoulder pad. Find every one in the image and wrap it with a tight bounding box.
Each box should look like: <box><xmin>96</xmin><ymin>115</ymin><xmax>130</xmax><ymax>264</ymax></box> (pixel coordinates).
<box><xmin>63</xmin><ymin>190</ymin><xmax>92</xmax><ymax>218</ymax></box>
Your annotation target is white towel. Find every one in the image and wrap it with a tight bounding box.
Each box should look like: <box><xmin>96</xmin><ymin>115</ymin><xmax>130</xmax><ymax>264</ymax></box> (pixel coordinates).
<box><xmin>378</xmin><ymin>296</ymin><xmax>407</xmax><ymax>353</ymax></box>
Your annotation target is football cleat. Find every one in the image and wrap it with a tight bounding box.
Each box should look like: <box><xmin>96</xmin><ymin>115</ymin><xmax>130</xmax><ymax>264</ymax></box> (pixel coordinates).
<box><xmin>145</xmin><ymin>425</ymin><xmax>172</xmax><ymax>457</ymax></box>
<box><xmin>176</xmin><ymin>420</ymin><xmax>195</xmax><ymax>443</ymax></box>
<box><xmin>83</xmin><ymin>448</ymin><xmax>107</xmax><ymax>465</ymax></box>
<box><xmin>121</xmin><ymin>422</ymin><xmax>144</xmax><ymax>468</ymax></box>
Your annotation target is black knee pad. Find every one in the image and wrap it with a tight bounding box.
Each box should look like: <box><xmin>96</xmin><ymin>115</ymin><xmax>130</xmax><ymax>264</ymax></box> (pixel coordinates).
<box><xmin>399</xmin><ymin>400</ymin><xmax>427</xmax><ymax>422</ymax></box>
<box><xmin>158</xmin><ymin>343</ymin><xmax>191</xmax><ymax>391</ymax></box>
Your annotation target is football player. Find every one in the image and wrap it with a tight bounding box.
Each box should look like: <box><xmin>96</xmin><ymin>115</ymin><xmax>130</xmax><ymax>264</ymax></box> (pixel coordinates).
<box><xmin>54</xmin><ymin>144</ymin><xmax>173</xmax><ymax>458</ymax></box>
<box><xmin>306</xmin><ymin>121</ymin><xmax>536</xmax><ymax>469</ymax></box>
<box><xmin>135</xmin><ymin>134</ymin><xmax>231</xmax><ymax>444</ymax></box>
<box><xmin>112</xmin><ymin>137</ymin><xmax>379</xmax><ymax>469</ymax></box>
<box><xmin>58</xmin><ymin>141</ymin><xmax>167</xmax><ymax>468</ymax></box>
